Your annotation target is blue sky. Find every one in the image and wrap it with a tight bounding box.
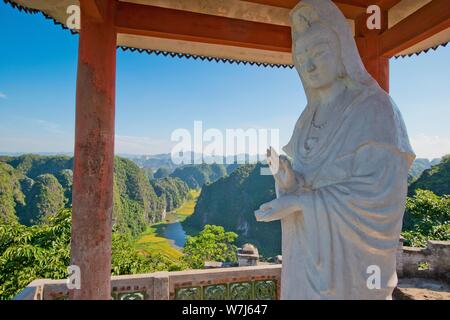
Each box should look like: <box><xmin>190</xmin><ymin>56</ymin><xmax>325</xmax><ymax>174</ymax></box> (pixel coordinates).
<box><xmin>0</xmin><ymin>3</ymin><xmax>449</xmax><ymax>159</ymax></box>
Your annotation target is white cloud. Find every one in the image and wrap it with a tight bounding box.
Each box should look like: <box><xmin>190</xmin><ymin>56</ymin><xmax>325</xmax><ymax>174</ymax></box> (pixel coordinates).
<box><xmin>0</xmin><ymin>92</ymin><xmax>6</xmax><ymax>99</ymax></box>
<box><xmin>410</xmin><ymin>134</ymin><xmax>450</xmax><ymax>159</ymax></box>
<box><xmin>115</xmin><ymin>135</ymin><xmax>170</xmax><ymax>155</ymax></box>
<box><xmin>31</xmin><ymin>119</ymin><xmax>66</xmax><ymax>135</ymax></box>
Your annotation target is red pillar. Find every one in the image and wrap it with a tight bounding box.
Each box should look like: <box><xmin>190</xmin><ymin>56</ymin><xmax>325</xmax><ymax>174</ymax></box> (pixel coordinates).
<box><xmin>355</xmin><ymin>9</ymin><xmax>390</xmax><ymax>93</ymax></box>
<box><xmin>70</xmin><ymin>1</ymin><xmax>116</xmax><ymax>300</ymax></box>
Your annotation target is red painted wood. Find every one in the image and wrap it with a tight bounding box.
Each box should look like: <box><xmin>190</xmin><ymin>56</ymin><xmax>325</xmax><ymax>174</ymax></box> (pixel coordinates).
<box><xmin>115</xmin><ymin>2</ymin><xmax>292</xmax><ymax>53</ymax></box>
<box><xmin>380</xmin><ymin>0</ymin><xmax>450</xmax><ymax>57</ymax></box>
<box><xmin>70</xmin><ymin>0</ymin><xmax>117</xmax><ymax>300</ymax></box>
<box><xmin>355</xmin><ymin>7</ymin><xmax>390</xmax><ymax>93</ymax></box>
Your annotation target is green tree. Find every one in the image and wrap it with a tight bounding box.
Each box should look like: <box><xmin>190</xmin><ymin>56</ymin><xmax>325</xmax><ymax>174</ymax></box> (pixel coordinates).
<box><xmin>154</xmin><ymin>167</ymin><xmax>171</xmax><ymax>179</ymax></box>
<box><xmin>113</xmin><ymin>157</ymin><xmax>165</xmax><ymax>236</ymax></box>
<box><xmin>401</xmin><ymin>189</ymin><xmax>450</xmax><ymax>247</ymax></box>
<box><xmin>0</xmin><ymin>162</ymin><xmax>24</xmax><ymax>223</ymax></box>
<box><xmin>111</xmin><ymin>232</ymin><xmax>184</xmax><ymax>275</ymax></box>
<box><xmin>55</xmin><ymin>169</ymin><xmax>73</xmax><ymax>206</ymax></box>
<box><xmin>151</xmin><ymin>177</ymin><xmax>190</xmax><ymax>212</ymax></box>
<box><xmin>170</xmin><ymin>163</ymin><xmax>227</xmax><ymax>189</ymax></box>
<box><xmin>6</xmin><ymin>154</ymin><xmax>72</xmax><ymax>180</ymax></box>
<box><xmin>19</xmin><ymin>174</ymin><xmax>66</xmax><ymax>225</ymax></box>
<box><xmin>409</xmin><ymin>155</ymin><xmax>450</xmax><ymax>196</ymax></box>
<box><xmin>0</xmin><ymin>209</ymin><xmax>71</xmax><ymax>300</ymax></box>
<box><xmin>183</xmin><ymin>163</ymin><xmax>280</xmax><ymax>257</ymax></box>
<box><xmin>0</xmin><ymin>208</ymin><xmax>183</xmax><ymax>300</ymax></box>
<box><xmin>182</xmin><ymin>225</ymin><xmax>238</xmax><ymax>269</ymax></box>
<box><xmin>143</xmin><ymin>167</ymin><xmax>154</xmax><ymax>181</ymax></box>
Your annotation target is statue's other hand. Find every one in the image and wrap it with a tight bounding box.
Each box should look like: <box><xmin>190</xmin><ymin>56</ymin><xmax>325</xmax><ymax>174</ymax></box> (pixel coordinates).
<box><xmin>254</xmin><ymin>195</ymin><xmax>300</xmax><ymax>222</ymax></box>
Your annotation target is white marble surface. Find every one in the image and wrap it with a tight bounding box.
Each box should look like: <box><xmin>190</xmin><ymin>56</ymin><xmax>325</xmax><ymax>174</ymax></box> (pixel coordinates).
<box><xmin>255</xmin><ymin>0</ymin><xmax>415</xmax><ymax>300</ymax></box>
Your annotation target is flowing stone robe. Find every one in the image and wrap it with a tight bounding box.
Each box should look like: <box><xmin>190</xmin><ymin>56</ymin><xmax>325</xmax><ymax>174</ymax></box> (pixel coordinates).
<box><xmin>280</xmin><ymin>84</ymin><xmax>415</xmax><ymax>299</ymax></box>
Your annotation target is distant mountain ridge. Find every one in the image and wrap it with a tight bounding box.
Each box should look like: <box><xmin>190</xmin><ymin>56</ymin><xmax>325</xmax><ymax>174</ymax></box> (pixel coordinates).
<box><xmin>409</xmin><ymin>155</ymin><xmax>450</xmax><ymax>196</ymax></box>
<box><xmin>170</xmin><ymin>163</ymin><xmax>228</xmax><ymax>189</ymax></box>
<box><xmin>408</xmin><ymin>158</ymin><xmax>441</xmax><ymax>183</ymax></box>
<box><xmin>183</xmin><ymin>163</ymin><xmax>280</xmax><ymax>257</ymax></box>
<box><xmin>0</xmin><ymin>155</ymin><xmax>190</xmax><ymax>236</ymax></box>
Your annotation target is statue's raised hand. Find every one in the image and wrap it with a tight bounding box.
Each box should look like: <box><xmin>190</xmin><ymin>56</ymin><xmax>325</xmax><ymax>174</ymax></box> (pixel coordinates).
<box><xmin>267</xmin><ymin>147</ymin><xmax>298</xmax><ymax>194</ymax></box>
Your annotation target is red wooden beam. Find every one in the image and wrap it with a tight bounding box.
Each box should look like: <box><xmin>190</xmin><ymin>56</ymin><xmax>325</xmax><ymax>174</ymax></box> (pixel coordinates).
<box><xmin>70</xmin><ymin>0</ymin><xmax>116</xmax><ymax>300</ymax></box>
<box><xmin>241</xmin><ymin>0</ymin><xmax>368</xmax><ymax>8</ymax></box>
<box><xmin>375</xmin><ymin>0</ymin><xmax>402</xmax><ymax>11</ymax></box>
<box><xmin>240</xmin><ymin>0</ymin><xmax>298</xmax><ymax>8</ymax></box>
<box><xmin>79</xmin><ymin>0</ymin><xmax>106</xmax><ymax>22</ymax></box>
<box><xmin>115</xmin><ymin>1</ymin><xmax>292</xmax><ymax>52</ymax></box>
<box><xmin>241</xmin><ymin>0</ymin><xmax>367</xmax><ymax>18</ymax></box>
<box><xmin>355</xmin><ymin>6</ymin><xmax>390</xmax><ymax>93</ymax></box>
<box><xmin>334</xmin><ymin>0</ymin><xmax>369</xmax><ymax>7</ymax></box>
<box><xmin>380</xmin><ymin>0</ymin><xmax>450</xmax><ymax>57</ymax></box>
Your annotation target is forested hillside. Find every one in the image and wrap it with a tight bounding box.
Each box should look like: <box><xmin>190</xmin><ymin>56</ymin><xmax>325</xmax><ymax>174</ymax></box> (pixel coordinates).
<box><xmin>409</xmin><ymin>155</ymin><xmax>450</xmax><ymax>196</ymax></box>
<box><xmin>170</xmin><ymin>163</ymin><xmax>228</xmax><ymax>189</ymax></box>
<box><xmin>184</xmin><ymin>156</ymin><xmax>450</xmax><ymax>257</ymax></box>
<box><xmin>183</xmin><ymin>163</ymin><xmax>281</xmax><ymax>257</ymax></box>
<box><xmin>151</xmin><ymin>177</ymin><xmax>190</xmax><ymax>212</ymax></box>
<box><xmin>0</xmin><ymin>155</ymin><xmax>190</xmax><ymax>236</ymax></box>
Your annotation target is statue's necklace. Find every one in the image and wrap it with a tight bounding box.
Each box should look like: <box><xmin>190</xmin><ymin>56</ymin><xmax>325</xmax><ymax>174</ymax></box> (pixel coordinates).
<box><xmin>311</xmin><ymin>87</ymin><xmax>349</xmax><ymax>130</ymax></box>
<box><xmin>311</xmin><ymin>110</ymin><xmax>327</xmax><ymax>129</ymax></box>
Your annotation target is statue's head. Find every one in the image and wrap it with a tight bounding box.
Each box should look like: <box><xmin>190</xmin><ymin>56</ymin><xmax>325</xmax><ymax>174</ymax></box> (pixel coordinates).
<box><xmin>291</xmin><ymin>4</ymin><xmax>346</xmax><ymax>90</ymax></box>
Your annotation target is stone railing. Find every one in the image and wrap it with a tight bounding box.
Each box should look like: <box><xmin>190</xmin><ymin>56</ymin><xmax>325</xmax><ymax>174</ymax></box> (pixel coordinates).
<box><xmin>396</xmin><ymin>239</ymin><xmax>450</xmax><ymax>280</ymax></box>
<box><xmin>14</xmin><ymin>265</ymin><xmax>281</xmax><ymax>300</ymax></box>
<box><xmin>15</xmin><ymin>240</ymin><xmax>450</xmax><ymax>300</ymax></box>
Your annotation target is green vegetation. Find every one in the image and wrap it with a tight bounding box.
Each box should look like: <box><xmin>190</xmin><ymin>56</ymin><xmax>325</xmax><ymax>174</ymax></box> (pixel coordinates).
<box><xmin>55</xmin><ymin>169</ymin><xmax>73</xmax><ymax>204</ymax></box>
<box><xmin>0</xmin><ymin>155</ymin><xmax>192</xmax><ymax>236</ymax></box>
<box><xmin>183</xmin><ymin>163</ymin><xmax>280</xmax><ymax>257</ymax></box>
<box><xmin>409</xmin><ymin>155</ymin><xmax>450</xmax><ymax>196</ymax></box>
<box><xmin>170</xmin><ymin>163</ymin><xmax>227</xmax><ymax>189</ymax></box>
<box><xmin>5</xmin><ymin>154</ymin><xmax>73</xmax><ymax>180</ymax></box>
<box><xmin>151</xmin><ymin>177</ymin><xmax>190</xmax><ymax>212</ymax></box>
<box><xmin>19</xmin><ymin>174</ymin><xmax>66</xmax><ymax>225</ymax></box>
<box><xmin>1</xmin><ymin>152</ymin><xmax>449</xmax><ymax>299</ymax></box>
<box><xmin>0</xmin><ymin>209</ymin><xmax>71</xmax><ymax>300</ymax></box>
<box><xmin>134</xmin><ymin>225</ymin><xmax>184</xmax><ymax>262</ymax></box>
<box><xmin>0</xmin><ymin>162</ymin><xmax>24</xmax><ymax>223</ymax></box>
<box><xmin>408</xmin><ymin>158</ymin><xmax>433</xmax><ymax>183</ymax></box>
<box><xmin>182</xmin><ymin>225</ymin><xmax>238</xmax><ymax>269</ymax></box>
<box><xmin>185</xmin><ymin>158</ymin><xmax>450</xmax><ymax>256</ymax></box>
<box><xmin>154</xmin><ymin>167</ymin><xmax>171</xmax><ymax>179</ymax></box>
<box><xmin>113</xmin><ymin>157</ymin><xmax>165</xmax><ymax>236</ymax></box>
<box><xmin>134</xmin><ymin>189</ymin><xmax>200</xmax><ymax>262</ymax></box>
<box><xmin>176</xmin><ymin>189</ymin><xmax>200</xmax><ymax>220</ymax></box>
<box><xmin>0</xmin><ymin>208</ymin><xmax>182</xmax><ymax>300</ymax></box>
<box><xmin>401</xmin><ymin>189</ymin><xmax>450</xmax><ymax>247</ymax></box>
<box><xmin>111</xmin><ymin>232</ymin><xmax>182</xmax><ymax>275</ymax></box>
<box><xmin>142</xmin><ymin>167</ymin><xmax>154</xmax><ymax>181</ymax></box>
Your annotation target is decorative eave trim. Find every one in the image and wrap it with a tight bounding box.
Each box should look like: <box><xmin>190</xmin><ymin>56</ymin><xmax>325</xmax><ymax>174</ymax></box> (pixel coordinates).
<box><xmin>3</xmin><ymin>0</ymin><xmax>446</xmax><ymax>63</ymax></box>
<box><xmin>117</xmin><ymin>46</ymin><xmax>294</xmax><ymax>68</ymax></box>
<box><xmin>394</xmin><ymin>42</ymin><xmax>449</xmax><ymax>59</ymax></box>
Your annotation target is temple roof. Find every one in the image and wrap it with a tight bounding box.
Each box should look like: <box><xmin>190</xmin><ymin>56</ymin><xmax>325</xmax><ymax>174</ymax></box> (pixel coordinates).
<box><xmin>5</xmin><ymin>0</ymin><xmax>450</xmax><ymax>66</ymax></box>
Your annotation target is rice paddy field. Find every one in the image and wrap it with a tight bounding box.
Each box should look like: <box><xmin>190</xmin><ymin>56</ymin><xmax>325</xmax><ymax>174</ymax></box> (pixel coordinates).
<box><xmin>134</xmin><ymin>189</ymin><xmax>200</xmax><ymax>262</ymax></box>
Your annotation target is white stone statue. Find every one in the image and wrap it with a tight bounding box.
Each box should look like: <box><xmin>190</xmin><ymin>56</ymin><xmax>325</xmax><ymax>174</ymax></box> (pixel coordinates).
<box><xmin>254</xmin><ymin>0</ymin><xmax>415</xmax><ymax>300</ymax></box>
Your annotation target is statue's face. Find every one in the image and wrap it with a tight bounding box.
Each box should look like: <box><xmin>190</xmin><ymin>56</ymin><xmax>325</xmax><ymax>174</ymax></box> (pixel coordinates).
<box><xmin>293</xmin><ymin>27</ymin><xmax>342</xmax><ymax>90</ymax></box>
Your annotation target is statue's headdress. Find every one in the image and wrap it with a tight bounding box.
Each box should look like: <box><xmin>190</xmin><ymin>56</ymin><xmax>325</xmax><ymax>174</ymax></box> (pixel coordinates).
<box><xmin>289</xmin><ymin>0</ymin><xmax>378</xmax><ymax>103</ymax></box>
